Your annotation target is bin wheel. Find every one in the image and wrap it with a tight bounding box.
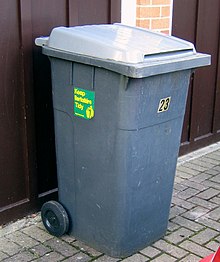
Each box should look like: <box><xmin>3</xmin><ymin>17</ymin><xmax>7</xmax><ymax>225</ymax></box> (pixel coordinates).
<box><xmin>41</xmin><ymin>200</ymin><xmax>69</xmax><ymax>237</ymax></box>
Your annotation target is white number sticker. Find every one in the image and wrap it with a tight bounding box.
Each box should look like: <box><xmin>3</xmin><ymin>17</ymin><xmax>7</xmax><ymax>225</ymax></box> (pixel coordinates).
<box><xmin>158</xmin><ymin>97</ymin><xmax>171</xmax><ymax>113</ymax></box>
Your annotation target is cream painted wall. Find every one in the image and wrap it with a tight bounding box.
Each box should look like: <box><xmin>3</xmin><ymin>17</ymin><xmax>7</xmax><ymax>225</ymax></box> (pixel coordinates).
<box><xmin>121</xmin><ymin>0</ymin><xmax>136</xmax><ymax>26</ymax></box>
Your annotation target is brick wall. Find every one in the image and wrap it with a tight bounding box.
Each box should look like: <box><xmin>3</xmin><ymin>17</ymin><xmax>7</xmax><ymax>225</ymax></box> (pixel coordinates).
<box><xmin>136</xmin><ymin>0</ymin><xmax>172</xmax><ymax>34</ymax></box>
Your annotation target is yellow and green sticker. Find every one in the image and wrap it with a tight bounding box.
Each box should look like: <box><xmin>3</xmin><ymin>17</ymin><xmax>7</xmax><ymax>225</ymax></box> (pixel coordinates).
<box><xmin>74</xmin><ymin>87</ymin><xmax>95</xmax><ymax>120</ymax></box>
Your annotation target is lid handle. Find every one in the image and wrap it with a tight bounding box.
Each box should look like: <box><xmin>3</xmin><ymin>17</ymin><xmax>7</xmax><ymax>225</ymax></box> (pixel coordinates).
<box><xmin>35</xmin><ymin>37</ymin><xmax>49</xmax><ymax>47</ymax></box>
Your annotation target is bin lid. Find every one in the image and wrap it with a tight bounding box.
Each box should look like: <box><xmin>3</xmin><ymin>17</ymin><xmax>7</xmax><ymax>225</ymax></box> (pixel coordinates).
<box><xmin>35</xmin><ymin>24</ymin><xmax>211</xmax><ymax>78</ymax></box>
<box><xmin>36</xmin><ymin>23</ymin><xmax>196</xmax><ymax>64</ymax></box>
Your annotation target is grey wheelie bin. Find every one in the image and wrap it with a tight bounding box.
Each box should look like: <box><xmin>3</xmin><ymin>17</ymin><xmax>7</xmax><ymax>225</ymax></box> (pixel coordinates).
<box><xmin>35</xmin><ymin>24</ymin><xmax>210</xmax><ymax>258</ymax></box>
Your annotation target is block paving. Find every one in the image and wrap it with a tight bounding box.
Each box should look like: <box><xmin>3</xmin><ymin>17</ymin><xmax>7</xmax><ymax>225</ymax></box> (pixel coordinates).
<box><xmin>0</xmin><ymin>146</ymin><xmax>220</xmax><ymax>261</ymax></box>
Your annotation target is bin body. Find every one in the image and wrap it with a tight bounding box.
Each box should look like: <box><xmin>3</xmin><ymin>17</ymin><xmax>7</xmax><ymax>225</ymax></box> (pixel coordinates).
<box><xmin>50</xmin><ymin>57</ymin><xmax>190</xmax><ymax>257</ymax></box>
<box><xmin>36</xmin><ymin>24</ymin><xmax>210</xmax><ymax>257</ymax></box>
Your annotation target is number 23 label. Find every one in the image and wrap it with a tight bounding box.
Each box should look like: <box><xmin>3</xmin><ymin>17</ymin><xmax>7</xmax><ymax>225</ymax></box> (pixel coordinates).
<box><xmin>158</xmin><ymin>97</ymin><xmax>171</xmax><ymax>113</ymax></box>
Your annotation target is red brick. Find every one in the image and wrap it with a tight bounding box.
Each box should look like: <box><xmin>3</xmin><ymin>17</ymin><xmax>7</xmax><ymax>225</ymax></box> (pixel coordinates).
<box><xmin>137</xmin><ymin>0</ymin><xmax>151</xmax><ymax>5</ymax></box>
<box><xmin>161</xmin><ymin>6</ymin><xmax>170</xmax><ymax>17</ymax></box>
<box><xmin>160</xmin><ymin>29</ymin><xmax>170</xmax><ymax>35</ymax></box>
<box><xmin>139</xmin><ymin>6</ymin><xmax>161</xmax><ymax>18</ymax></box>
<box><xmin>136</xmin><ymin>19</ymin><xmax>151</xmax><ymax>29</ymax></box>
<box><xmin>136</xmin><ymin>7</ymin><xmax>141</xmax><ymax>18</ymax></box>
<box><xmin>151</xmin><ymin>18</ymin><xmax>170</xmax><ymax>29</ymax></box>
<box><xmin>152</xmin><ymin>0</ymin><xmax>170</xmax><ymax>4</ymax></box>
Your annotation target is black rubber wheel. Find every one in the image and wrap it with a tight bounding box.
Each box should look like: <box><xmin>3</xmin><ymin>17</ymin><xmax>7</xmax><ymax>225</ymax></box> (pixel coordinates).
<box><xmin>41</xmin><ymin>200</ymin><xmax>69</xmax><ymax>237</ymax></box>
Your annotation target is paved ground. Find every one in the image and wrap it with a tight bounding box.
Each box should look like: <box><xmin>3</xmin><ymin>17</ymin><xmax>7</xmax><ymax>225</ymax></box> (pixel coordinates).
<box><xmin>0</xmin><ymin>144</ymin><xmax>220</xmax><ymax>262</ymax></box>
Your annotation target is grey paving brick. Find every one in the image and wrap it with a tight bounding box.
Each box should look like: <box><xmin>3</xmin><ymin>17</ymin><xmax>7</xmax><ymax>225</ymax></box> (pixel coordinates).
<box><xmin>5</xmin><ymin>230</ymin><xmax>39</xmax><ymax>248</ymax></box>
<box><xmin>188</xmin><ymin>196</ymin><xmax>218</xmax><ymax>210</ymax></box>
<box><xmin>183</xmin><ymin>162</ymin><xmax>208</xmax><ymax>172</ymax></box>
<box><xmin>196</xmin><ymin>217</ymin><xmax>220</xmax><ymax>232</ymax></box>
<box><xmin>121</xmin><ymin>253</ymin><xmax>149</xmax><ymax>262</ymax></box>
<box><xmin>179</xmin><ymin>240</ymin><xmax>212</xmax><ymax>258</ymax></box>
<box><xmin>174</xmin><ymin>176</ymin><xmax>185</xmax><ymax>184</ymax></box>
<box><xmin>165</xmin><ymin>227</ymin><xmax>194</xmax><ymax>244</ymax></box>
<box><xmin>172</xmin><ymin>196</ymin><xmax>196</xmax><ymax>210</ymax></box>
<box><xmin>0</xmin><ymin>214</ymin><xmax>41</xmax><ymax>238</ymax></box>
<box><xmin>213</xmin><ymin>165</ymin><xmax>220</xmax><ymax>172</ymax></box>
<box><xmin>207</xmin><ymin>206</ymin><xmax>220</xmax><ymax>221</ymax></box>
<box><xmin>205</xmin><ymin>152</ymin><xmax>220</xmax><ymax>160</ymax></box>
<box><xmin>182</xmin><ymin>180</ymin><xmax>208</xmax><ymax>191</ymax></box>
<box><xmin>206</xmin><ymin>241</ymin><xmax>220</xmax><ymax>251</ymax></box>
<box><xmin>214</xmin><ymin>149</ymin><xmax>220</xmax><ymax>153</ymax></box>
<box><xmin>205</xmin><ymin>169</ymin><xmax>220</xmax><ymax>175</ymax></box>
<box><xmin>22</xmin><ymin>225</ymin><xmax>53</xmax><ymax>243</ymax></box>
<box><xmin>196</xmin><ymin>188</ymin><xmax>219</xmax><ymax>200</ymax></box>
<box><xmin>63</xmin><ymin>252</ymin><xmax>91</xmax><ymax>262</ymax></box>
<box><xmin>213</xmin><ymin>149</ymin><xmax>220</xmax><ymax>154</ymax></box>
<box><xmin>169</xmin><ymin>206</ymin><xmax>187</xmax><ymax>219</ymax></box>
<box><xmin>30</xmin><ymin>244</ymin><xmax>52</xmax><ymax>257</ymax></box>
<box><xmin>178</xmin><ymin>253</ymin><xmax>201</xmax><ymax>262</ymax></box>
<box><xmin>0</xmin><ymin>251</ymin><xmax>8</xmax><ymax>260</ymax></box>
<box><xmin>177</xmin><ymin>188</ymin><xmax>200</xmax><ymax>200</ymax></box>
<box><xmin>200</xmin><ymin>156</ymin><xmax>220</xmax><ymax>166</ymax></box>
<box><xmin>210</xmin><ymin>197</ymin><xmax>220</xmax><ymax>205</ymax></box>
<box><xmin>215</xmin><ymin>235</ymin><xmax>220</xmax><ymax>242</ymax></box>
<box><xmin>182</xmin><ymin>206</ymin><xmax>209</xmax><ymax>220</ymax></box>
<box><xmin>188</xmin><ymin>159</ymin><xmax>215</xmax><ymax>169</ymax></box>
<box><xmin>175</xmin><ymin>170</ymin><xmax>194</xmax><ymax>179</ymax></box>
<box><xmin>201</xmin><ymin>180</ymin><xmax>220</xmax><ymax>190</ymax></box>
<box><xmin>167</xmin><ymin>221</ymin><xmax>180</xmax><ymax>232</ymax></box>
<box><xmin>177</xmin><ymin>166</ymin><xmax>200</xmax><ymax>176</ymax></box>
<box><xmin>172</xmin><ymin>188</ymin><xmax>181</xmax><ymax>197</ymax></box>
<box><xmin>153</xmin><ymin>239</ymin><xmax>188</xmax><ymax>258</ymax></box>
<box><xmin>210</xmin><ymin>174</ymin><xmax>220</xmax><ymax>183</ymax></box>
<box><xmin>44</xmin><ymin>238</ymin><xmax>78</xmax><ymax>257</ymax></box>
<box><xmin>0</xmin><ymin>237</ymin><xmax>21</xmax><ymax>255</ymax></box>
<box><xmin>150</xmin><ymin>253</ymin><xmax>176</xmax><ymax>262</ymax></box>
<box><xmin>140</xmin><ymin>246</ymin><xmax>161</xmax><ymax>258</ymax></box>
<box><xmin>174</xmin><ymin>183</ymin><xmax>188</xmax><ymax>192</ymax></box>
<box><xmin>73</xmin><ymin>240</ymin><xmax>102</xmax><ymax>257</ymax></box>
<box><xmin>172</xmin><ymin>216</ymin><xmax>204</xmax><ymax>232</ymax></box>
<box><xmin>2</xmin><ymin>250</ymin><xmax>36</xmax><ymax>262</ymax></box>
<box><xmin>37</xmin><ymin>223</ymin><xmax>46</xmax><ymax>230</ymax></box>
<box><xmin>190</xmin><ymin>173</ymin><xmax>212</xmax><ymax>183</ymax></box>
<box><xmin>61</xmin><ymin>234</ymin><xmax>76</xmax><ymax>243</ymax></box>
<box><xmin>34</xmin><ymin>251</ymin><xmax>64</xmax><ymax>262</ymax></box>
<box><xmin>190</xmin><ymin>228</ymin><xmax>219</xmax><ymax>245</ymax></box>
<box><xmin>93</xmin><ymin>254</ymin><xmax>120</xmax><ymax>261</ymax></box>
